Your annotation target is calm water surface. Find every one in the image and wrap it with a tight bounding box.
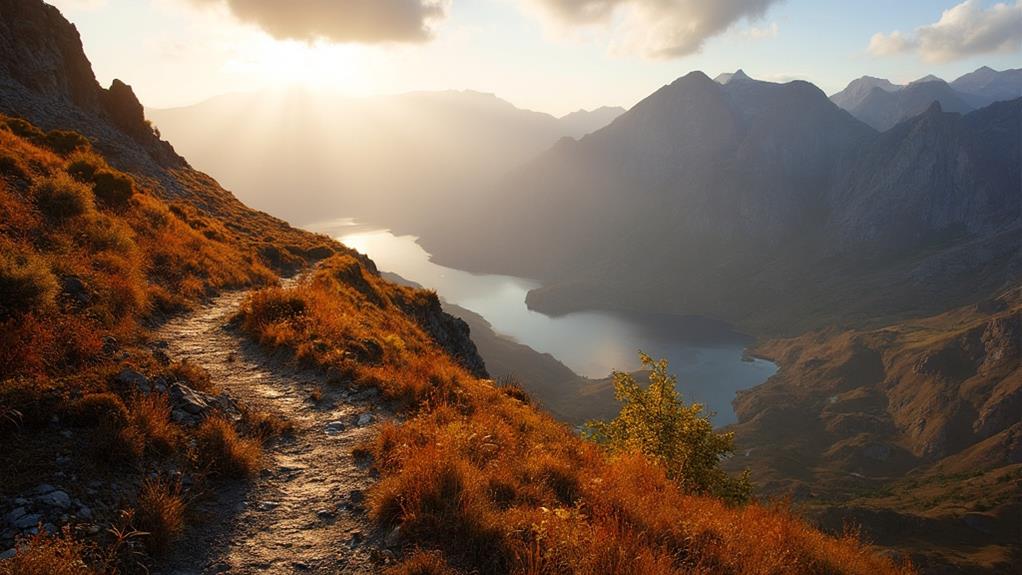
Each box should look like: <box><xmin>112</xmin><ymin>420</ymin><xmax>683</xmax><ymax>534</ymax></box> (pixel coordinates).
<box><xmin>310</xmin><ymin>219</ymin><xmax>776</xmax><ymax>426</ymax></box>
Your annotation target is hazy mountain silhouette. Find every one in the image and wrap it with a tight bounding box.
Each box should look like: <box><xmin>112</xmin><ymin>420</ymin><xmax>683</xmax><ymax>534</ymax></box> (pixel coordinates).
<box><xmin>147</xmin><ymin>91</ymin><xmax>622</xmax><ymax>227</ymax></box>
<box><xmin>831</xmin><ymin>67</ymin><xmax>1022</xmax><ymax>131</ymax></box>
<box><xmin>420</xmin><ymin>72</ymin><xmax>1021</xmax><ymax>334</ymax></box>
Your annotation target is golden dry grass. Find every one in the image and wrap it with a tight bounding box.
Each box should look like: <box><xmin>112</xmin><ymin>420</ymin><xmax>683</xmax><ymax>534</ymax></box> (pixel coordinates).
<box><xmin>0</xmin><ymin>530</ymin><xmax>96</xmax><ymax>575</ymax></box>
<box><xmin>194</xmin><ymin>416</ymin><xmax>262</xmax><ymax>478</ymax></box>
<box><xmin>134</xmin><ymin>478</ymin><xmax>185</xmax><ymax>555</ymax></box>
<box><xmin>239</xmin><ymin>256</ymin><xmax>917</xmax><ymax>575</ymax></box>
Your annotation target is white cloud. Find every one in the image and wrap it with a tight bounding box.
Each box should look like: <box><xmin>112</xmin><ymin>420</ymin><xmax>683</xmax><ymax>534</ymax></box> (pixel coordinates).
<box><xmin>187</xmin><ymin>0</ymin><xmax>449</xmax><ymax>44</ymax></box>
<box><xmin>869</xmin><ymin>0</ymin><xmax>1022</xmax><ymax>62</ymax></box>
<box><xmin>528</xmin><ymin>0</ymin><xmax>784</xmax><ymax>58</ymax></box>
<box><xmin>739</xmin><ymin>22</ymin><xmax>778</xmax><ymax>40</ymax></box>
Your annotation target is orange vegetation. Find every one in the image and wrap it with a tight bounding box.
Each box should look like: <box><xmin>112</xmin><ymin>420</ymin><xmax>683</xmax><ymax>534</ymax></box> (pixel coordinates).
<box><xmin>240</xmin><ymin>255</ymin><xmax>916</xmax><ymax>575</ymax></box>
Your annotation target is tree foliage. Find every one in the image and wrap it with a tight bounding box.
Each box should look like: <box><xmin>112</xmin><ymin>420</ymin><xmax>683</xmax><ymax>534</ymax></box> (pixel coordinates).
<box><xmin>586</xmin><ymin>352</ymin><xmax>751</xmax><ymax>503</ymax></box>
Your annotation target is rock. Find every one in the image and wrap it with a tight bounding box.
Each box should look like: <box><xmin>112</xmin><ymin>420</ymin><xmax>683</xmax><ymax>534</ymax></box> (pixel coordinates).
<box><xmin>962</xmin><ymin>512</ymin><xmax>996</xmax><ymax>534</ymax></box>
<box><xmin>116</xmin><ymin>368</ymin><xmax>150</xmax><ymax>393</ymax></box>
<box><xmin>170</xmin><ymin>383</ymin><xmax>209</xmax><ymax>415</ymax></box>
<box><xmin>3</xmin><ymin>507</ymin><xmax>25</xmax><ymax>525</ymax></box>
<box><xmin>33</xmin><ymin>484</ymin><xmax>56</xmax><ymax>495</ymax></box>
<box><xmin>349</xmin><ymin>490</ymin><xmax>365</xmax><ymax>505</ymax></box>
<box><xmin>0</xmin><ymin>548</ymin><xmax>14</xmax><ymax>560</ymax></box>
<box><xmin>324</xmin><ymin>421</ymin><xmax>345</xmax><ymax>435</ymax></box>
<box><xmin>77</xmin><ymin>505</ymin><xmax>92</xmax><ymax>520</ymax></box>
<box><xmin>315</xmin><ymin>509</ymin><xmax>335</xmax><ymax>520</ymax></box>
<box><xmin>292</xmin><ymin>561</ymin><xmax>311</xmax><ymax>571</ymax></box>
<box><xmin>59</xmin><ymin>275</ymin><xmax>91</xmax><ymax>309</ymax></box>
<box><xmin>384</xmin><ymin>525</ymin><xmax>401</xmax><ymax>548</ymax></box>
<box><xmin>356</xmin><ymin>413</ymin><xmax>374</xmax><ymax>427</ymax></box>
<box><xmin>37</xmin><ymin>490</ymin><xmax>71</xmax><ymax>510</ymax></box>
<box><xmin>12</xmin><ymin>513</ymin><xmax>41</xmax><ymax>530</ymax></box>
<box><xmin>101</xmin><ymin>336</ymin><xmax>118</xmax><ymax>355</ymax></box>
<box><xmin>256</xmin><ymin>501</ymin><xmax>279</xmax><ymax>512</ymax></box>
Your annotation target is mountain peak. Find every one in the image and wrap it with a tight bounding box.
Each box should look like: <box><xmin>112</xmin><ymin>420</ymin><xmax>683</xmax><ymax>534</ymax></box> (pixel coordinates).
<box><xmin>910</xmin><ymin>74</ymin><xmax>944</xmax><ymax>85</ymax></box>
<box><xmin>714</xmin><ymin>69</ymin><xmax>753</xmax><ymax>84</ymax></box>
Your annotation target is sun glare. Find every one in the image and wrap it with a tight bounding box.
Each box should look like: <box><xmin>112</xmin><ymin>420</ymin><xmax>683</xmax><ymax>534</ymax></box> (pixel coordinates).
<box><xmin>224</xmin><ymin>36</ymin><xmax>371</xmax><ymax>95</ymax></box>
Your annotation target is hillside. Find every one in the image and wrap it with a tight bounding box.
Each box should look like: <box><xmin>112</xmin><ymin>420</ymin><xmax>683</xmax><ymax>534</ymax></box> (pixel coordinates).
<box><xmin>0</xmin><ymin>1</ymin><xmax>914</xmax><ymax>574</ymax></box>
<box><xmin>729</xmin><ymin>288</ymin><xmax>1021</xmax><ymax>573</ymax></box>
<box><xmin>146</xmin><ymin>91</ymin><xmax>622</xmax><ymax>228</ymax></box>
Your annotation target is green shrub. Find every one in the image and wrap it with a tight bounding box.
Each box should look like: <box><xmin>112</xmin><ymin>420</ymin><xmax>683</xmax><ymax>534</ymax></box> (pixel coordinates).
<box><xmin>0</xmin><ymin>251</ymin><xmax>58</xmax><ymax>317</ymax></box>
<box><xmin>33</xmin><ymin>173</ymin><xmax>93</xmax><ymax>220</ymax></box>
<box><xmin>44</xmin><ymin>130</ymin><xmax>89</xmax><ymax>155</ymax></box>
<box><xmin>91</xmin><ymin>169</ymin><xmax>134</xmax><ymax>207</ymax></box>
<box><xmin>586</xmin><ymin>353</ymin><xmax>752</xmax><ymax>503</ymax></box>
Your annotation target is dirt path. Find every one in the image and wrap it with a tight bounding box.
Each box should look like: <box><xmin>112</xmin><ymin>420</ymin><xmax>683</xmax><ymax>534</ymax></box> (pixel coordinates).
<box><xmin>152</xmin><ymin>289</ymin><xmax>389</xmax><ymax>575</ymax></box>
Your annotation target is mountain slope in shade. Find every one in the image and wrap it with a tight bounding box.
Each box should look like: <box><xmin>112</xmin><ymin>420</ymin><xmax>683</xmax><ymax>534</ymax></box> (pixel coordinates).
<box><xmin>421</xmin><ymin>73</ymin><xmax>1021</xmax><ymax>335</ymax></box>
<box><xmin>845</xmin><ymin>79</ymin><xmax>974</xmax><ymax>131</ymax></box>
<box><xmin>147</xmin><ymin>90</ymin><xmax>622</xmax><ymax>228</ymax></box>
<box><xmin>831</xmin><ymin>67</ymin><xmax>1022</xmax><ymax>131</ymax></box>
<box><xmin>830</xmin><ymin>76</ymin><xmax>902</xmax><ymax>111</ymax></box>
<box><xmin>951</xmin><ymin>66</ymin><xmax>1022</xmax><ymax>103</ymax></box>
<box><xmin>557</xmin><ymin>105</ymin><xmax>626</xmax><ymax>137</ymax></box>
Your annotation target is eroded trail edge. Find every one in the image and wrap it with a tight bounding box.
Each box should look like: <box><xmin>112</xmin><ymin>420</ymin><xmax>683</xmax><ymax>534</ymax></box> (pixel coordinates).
<box><xmin>155</xmin><ymin>290</ymin><xmax>387</xmax><ymax>575</ymax></box>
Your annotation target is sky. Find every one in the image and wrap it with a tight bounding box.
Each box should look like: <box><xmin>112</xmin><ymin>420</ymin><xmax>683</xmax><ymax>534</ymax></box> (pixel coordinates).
<box><xmin>49</xmin><ymin>0</ymin><xmax>1022</xmax><ymax>116</ymax></box>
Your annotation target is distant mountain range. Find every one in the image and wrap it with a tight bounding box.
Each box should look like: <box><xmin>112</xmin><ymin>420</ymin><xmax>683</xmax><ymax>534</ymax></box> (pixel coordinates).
<box><xmin>830</xmin><ymin>66</ymin><xmax>1022</xmax><ymax>130</ymax></box>
<box><xmin>420</xmin><ymin>69</ymin><xmax>1021</xmax><ymax>336</ymax></box>
<box><xmin>146</xmin><ymin>92</ymin><xmax>623</xmax><ymax>227</ymax></box>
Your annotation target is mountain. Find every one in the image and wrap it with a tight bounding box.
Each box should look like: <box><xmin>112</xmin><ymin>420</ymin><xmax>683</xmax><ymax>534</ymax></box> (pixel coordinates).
<box><xmin>951</xmin><ymin>66</ymin><xmax>1022</xmax><ymax>103</ymax></box>
<box><xmin>831</xmin><ymin>67</ymin><xmax>1022</xmax><ymax>131</ymax></box>
<box><xmin>420</xmin><ymin>73</ymin><xmax>1021</xmax><ymax>336</ymax></box>
<box><xmin>729</xmin><ymin>287</ymin><xmax>1021</xmax><ymax>573</ymax></box>
<box><xmin>714</xmin><ymin>68</ymin><xmax>753</xmax><ymax>84</ymax></box>
<box><xmin>557</xmin><ymin>105</ymin><xmax>626</xmax><ymax>137</ymax></box>
<box><xmin>830</xmin><ymin>76</ymin><xmax>902</xmax><ymax>111</ymax></box>
<box><xmin>843</xmin><ymin>79</ymin><xmax>975</xmax><ymax>131</ymax></box>
<box><xmin>146</xmin><ymin>90</ymin><xmax>621</xmax><ymax>228</ymax></box>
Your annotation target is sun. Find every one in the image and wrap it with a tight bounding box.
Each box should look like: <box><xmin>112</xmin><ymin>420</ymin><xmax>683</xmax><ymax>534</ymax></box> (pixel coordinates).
<box><xmin>224</xmin><ymin>34</ymin><xmax>372</xmax><ymax>95</ymax></box>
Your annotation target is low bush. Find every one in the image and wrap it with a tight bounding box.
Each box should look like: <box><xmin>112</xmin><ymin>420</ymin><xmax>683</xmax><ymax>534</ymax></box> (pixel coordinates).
<box><xmin>133</xmin><ymin>478</ymin><xmax>185</xmax><ymax>555</ymax></box>
<box><xmin>33</xmin><ymin>173</ymin><xmax>93</xmax><ymax>220</ymax></box>
<box><xmin>69</xmin><ymin>392</ymin><xmax>129</xmax><ymax>428</ymax></box>
<box><xmin>0</xmin><ymin>251</ymin><xmax>58</xmax><ymax>318</ymax></box>
<box><xmin>44</xmin><ymin>130</ymin><xmax>90</xmax><ymax>155</ymax></box>
<box><xmin>195</xmin><ymin>416</ymin><xmax>262</xmax><ymax>478</ymax></box>
<box><xmin>0</xmin><ymin>529</ymin><xmax>97</xmax><ymax>575</ymax></box>
<box><xmin>386</xmin><ymin>551</ymin><xmax>460</xmax><ymax>575</ymax></box>
<box><xmin>128</xmin><ymin>393</ymin><xmax>177</xmax><ymax>455</ymax></box>
<box><xmin>91</xmin><ymin>169</ymin><xmax>133</xmax><ymax>208</ymax></box>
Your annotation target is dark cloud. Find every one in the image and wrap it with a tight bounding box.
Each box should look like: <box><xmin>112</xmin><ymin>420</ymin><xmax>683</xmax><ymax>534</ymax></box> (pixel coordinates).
<box><xmin>192</xmin><ymin>0</ymin><xmax>447</xmax><ymax>43</ymax></box>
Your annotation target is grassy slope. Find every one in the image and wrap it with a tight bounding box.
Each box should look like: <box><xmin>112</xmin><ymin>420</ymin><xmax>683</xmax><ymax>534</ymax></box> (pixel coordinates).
<box><xmin>238</xmin><ymin>259</ymin><xmax>914</xmax><ymax>575</ymax></box>
<box><xmin>0</xmin><ymin>115</ymin><xmax>316</xmax><ymax>572</ymax></box>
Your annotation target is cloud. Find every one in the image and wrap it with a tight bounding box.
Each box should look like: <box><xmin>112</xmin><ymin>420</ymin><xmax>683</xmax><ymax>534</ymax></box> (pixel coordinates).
<box><xmin>188</xmin><ymin>0</ymin><xmax>448</xmax><ymax>44</ymax></box>
<box><xmin>868</xmin><ymin>0</ymin><xmax>1022</xmax><ymax>62</ymax></box>
<box><xmin>739</xmin><ymin>22</ymin><xmax>778</xmax><ymax>40</ymax></box>
<box><xmin>528</xmin><ymin>0</ymin><xmax>783</xmax><ymax>58</ymax></box>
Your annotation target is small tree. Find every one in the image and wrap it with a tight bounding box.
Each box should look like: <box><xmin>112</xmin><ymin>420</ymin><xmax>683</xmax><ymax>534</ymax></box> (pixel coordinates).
<box><xmin>586</xmin><ymin>352</ymin><xmax>751</xmax><ymax>503</ymax></box>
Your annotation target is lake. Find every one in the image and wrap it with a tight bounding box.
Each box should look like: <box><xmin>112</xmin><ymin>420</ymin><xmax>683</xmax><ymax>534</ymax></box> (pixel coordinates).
<box><xmin>310</xmin><ymin>219</ymin><xmax>776</xmax><ymax>426</ymax></box>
